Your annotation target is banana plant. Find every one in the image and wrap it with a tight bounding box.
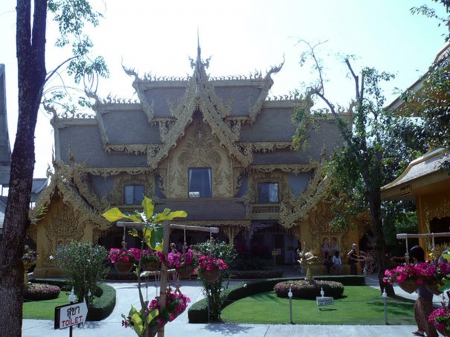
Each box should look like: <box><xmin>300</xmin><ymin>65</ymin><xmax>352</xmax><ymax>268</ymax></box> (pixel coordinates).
<box><xmin>102</xmin><ymin>196</ymin><xmax>187</xmax><ymax>337</ymax></box>
<box><xmin>102</xmin><ymin>196</ymin><xmax>187</xmax><ymax>252</ymax></box>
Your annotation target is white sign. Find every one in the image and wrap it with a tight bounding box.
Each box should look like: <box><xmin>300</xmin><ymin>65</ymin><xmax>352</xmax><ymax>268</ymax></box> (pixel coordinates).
<box><xmin>54</xmin><ymin>298</ymin><xmax>88</xmax><ymax>329</ymax></box>
<box><xmin>316</xmin><ymin>296</ymin><xmax>334</xmax><ymax>307</ymax></box>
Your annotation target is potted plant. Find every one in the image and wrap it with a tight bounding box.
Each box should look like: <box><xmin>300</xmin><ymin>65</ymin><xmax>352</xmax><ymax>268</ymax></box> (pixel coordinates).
<box><xmin>168</xmin><ymin>247</ymin><xmax>195</xmax><ymax>279</ymax></box>
<box><xmin>383</xmin><ymin>263</ymin><xmax>428</xmax><ymax>293</ymax></box>
<box><xmin>429</xmin><ymin>308</ymin><xmax>450</xmax><ymax>336</ymax></box>
<box><xmin>196</xmin><ymin>252</ymin><xmax>228</xmax><ymax>283</ymax></box>
<box><xmin>141</xmin><ymin>249</ymin><xmax>161</xmax><ymax>271</ymax></box>
<box><xmin>108</xmin><ymin>243</ymin><xmax>137</xmax><ymax>274</ymax></box>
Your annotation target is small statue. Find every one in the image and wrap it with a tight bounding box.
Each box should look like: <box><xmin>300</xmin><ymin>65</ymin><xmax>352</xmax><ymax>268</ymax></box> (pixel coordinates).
<box><xmin>298</xmin><ymin>242</ymin><xmax>318</xmax><ymax>280</ymax></box>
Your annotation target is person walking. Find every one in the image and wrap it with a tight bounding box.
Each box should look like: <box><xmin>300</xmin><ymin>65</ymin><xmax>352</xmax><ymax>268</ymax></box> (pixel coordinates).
<box><xmin>410</xmin><ymin>245</ymin><xmax>437</xmax><ymax>337</ymax></box>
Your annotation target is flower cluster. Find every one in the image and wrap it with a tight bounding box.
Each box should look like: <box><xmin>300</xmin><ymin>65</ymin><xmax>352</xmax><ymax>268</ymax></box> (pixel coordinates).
<box><xmin>108</xmin><ymin>248</ymin><xmax>137</xmax><ymax>264</ymax></box>
<box><xmin>383</xmin><ymin>263</ymin><xmax>429</xmax><ymax>284</ymax></box>
<box><xmin>141</xmin><ymin>249</ymin><xmax>161</xmax><ymax>263</ymax></box>
<box><xmin>24</xmin><ymin>283</ymin><xmax>61</xmax><ymax>301</ymax></box>
<box><xmin>428</xmin><ymin>308</ymin><xmax>450</xmax><ymax>332</ymax></box>
<box><xmin>147</xmin><ymin>289</ymin><xmax>190</xmax><ymax>327</ymax></box>
<box><xmin>197</xmin><ymin>253</ymin><xmax>228</xmax><ymax>271</ymax></box>
<box><xmin>383</xmin><ymin>261</ymin><xmax>450</xmax><ymax>285</ymax></box>
<box><xmin>168</xmin><ymin>248</ymin><xmax>194</xmax><ymax>268</ymax></box>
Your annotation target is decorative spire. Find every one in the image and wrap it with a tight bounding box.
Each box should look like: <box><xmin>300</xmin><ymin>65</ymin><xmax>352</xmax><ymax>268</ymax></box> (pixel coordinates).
<box><xmin>197</xmin><ymin>28</ymin><xmax>201</xmax><ymax>68</ymax></box>
<box><xmin>195</xmin><ymin>29</ymin><xmax>202</xmax><ymax>85</ymax></box>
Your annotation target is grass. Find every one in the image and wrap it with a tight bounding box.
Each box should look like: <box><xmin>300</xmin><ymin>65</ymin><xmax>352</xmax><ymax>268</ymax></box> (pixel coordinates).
<box><xmin>23</xmin><ymin>288</ymin><xmax>73</xmax><ymax>320</ymax></box>
<box><xmin>23</xmin><ymin>284</ymin><xmax>116</xmax><ymax>321</ymax></box>
<box><xmin>221</xmin><ymin>286</ymin><xmax>417</xmax><ymax>325</ymax></box>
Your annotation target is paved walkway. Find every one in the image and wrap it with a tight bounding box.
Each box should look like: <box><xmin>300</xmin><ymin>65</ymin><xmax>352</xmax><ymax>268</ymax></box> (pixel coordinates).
<box><xmin>22</xmin><ymin>268</ymin><xmax>441</xmax><ymax>337</ymax></box>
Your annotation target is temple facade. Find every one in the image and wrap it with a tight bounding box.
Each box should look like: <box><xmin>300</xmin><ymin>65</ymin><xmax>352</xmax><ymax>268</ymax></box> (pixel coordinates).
<box><xmin>30</xmin><ymin>48</ymin><xmax>366</xmax><ymax>277</ymax></box>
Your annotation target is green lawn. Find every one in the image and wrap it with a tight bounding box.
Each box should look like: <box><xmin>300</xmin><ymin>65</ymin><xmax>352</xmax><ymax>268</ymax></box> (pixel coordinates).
<box><xmin>23</xmin><ymin>289</ymin><xmax>73</xmax><ymax>320</ymax></box>
<box><xmin>221</xmin><ymin>286</ymin><xmax>417</xmax><ymax>325</ymax></box>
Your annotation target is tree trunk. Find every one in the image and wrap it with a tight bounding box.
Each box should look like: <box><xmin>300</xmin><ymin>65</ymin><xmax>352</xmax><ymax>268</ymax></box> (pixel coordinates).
<box><xmin>368</xmin><ymin>189</ymin><xmax>395</xmax><ymax>296</ymax></box>
<box><xmin>0</xmin><ymin>0</ymin><xmax>47</xmax><ymax>336</ymax></box>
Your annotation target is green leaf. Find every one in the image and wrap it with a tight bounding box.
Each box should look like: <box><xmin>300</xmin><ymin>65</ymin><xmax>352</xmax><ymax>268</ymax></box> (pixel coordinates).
<box><xmin>148</xmin><ymin>224</ymin><xmax>164</xmax><ymax>251</ymax></box>
<box><xmin>142</xmin><ymin>196</ymin><xmax>155</xmax><ymax>220</ymax></box>
<box><xmin>153</xmin><ymin>209</ymin><xmax>187</xmax><ymax>223</ymax></box>
<box><xmin>128</xmin><ymin>213</ymin><xmax>143</xmax><ymax>223</ymax></box>
<box><xmin>102</xmin><ymin>208</ymin><xmax>130</xmax><ymax>222</ymax></box>
<box><xmin>128</xmin><ymin>228</ymin><xmax>139</xmax><ymax>237</ymax></box>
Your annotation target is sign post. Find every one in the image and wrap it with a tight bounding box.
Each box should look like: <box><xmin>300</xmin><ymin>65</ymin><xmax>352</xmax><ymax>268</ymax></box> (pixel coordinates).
<box><xmin>54</xmin><ymin>289</ymin><xmax>88</xmax><ymax>335</ymax></box>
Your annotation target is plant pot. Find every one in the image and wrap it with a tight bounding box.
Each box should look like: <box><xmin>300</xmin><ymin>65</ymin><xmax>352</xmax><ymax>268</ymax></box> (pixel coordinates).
<box><xmin>201</xmin><ymin>269</ymin><xmax>221</xmax><ymax>283</ymax></box>
<box><xmin>142</xmin><ymin>261</ymin><xmax>160</xmax><ymax>271</ymax></box>
<box><xmin>425</xmin><ymin>280</ymin><xmax>443</xmax><ymax>296</ymax></box>
<box><xmin>115</xmin><ymin>261</ymin><xmax>134</xmax><ymax>274</ymax></box>
<box><xmin>176</xmin><ymin>264</ymin><xmax>195</xmax><ymax>279</ymax></box>
<box><xmin>437</xmin><ymin>326</ymin><xmax>450</xmax><ymax>337</ymax></box>
<box><xmin>397</xmin><ymin>279</ymin><xmax>420</xmax><ymax>294</ymax></box>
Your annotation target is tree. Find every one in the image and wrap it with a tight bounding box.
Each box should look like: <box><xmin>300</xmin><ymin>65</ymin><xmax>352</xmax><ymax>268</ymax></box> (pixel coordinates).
<box><xmin>293</xmin><ymin>41</ymin><xmax>427</xmax><ymax>295</ymax></box>
<box><xmin>0</xmin><ymin>1</ymin><xmax>107</xmax><ymax>335</ymax></box>
<box><xmin>403</xmin><ymin>1</ymin><xmax>450</xmax><ymax>149</ymax></box>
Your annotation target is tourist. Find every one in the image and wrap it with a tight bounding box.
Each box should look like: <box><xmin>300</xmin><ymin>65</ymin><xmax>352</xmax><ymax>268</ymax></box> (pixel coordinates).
<box><xmin>323</xmin><ymin>251</ymin><xmax>333</xmax><ymax>274</ymax></box>
<box><xmin>330</xmin><ymin>237</ymin><xmax>339</xmax><ymax>255</ymax></box>
<box><xmin>332</xmin><ymin>250</ymin><xmax>343</xmax><ymax>274</ymax></box>
<box><xmin>347</xmin><ymin>243</ymin><xmax>358</xmax><ymax>275</ymax></box>
<box><xmin>410</xmin><ymin>245</ymin><xmax>437</xmax><ymax>337</ymax></box>
<box><xmin>321</xmin><ymin>238</ymin><xmax>331</xmax><ymax>258</ymax></box>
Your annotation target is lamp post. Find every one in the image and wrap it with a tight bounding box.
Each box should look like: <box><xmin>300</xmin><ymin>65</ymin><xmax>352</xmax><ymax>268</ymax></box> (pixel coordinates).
<box><xmin>382</xmin><ymin>288</ymin><xmax>388</xmax><ymax>325</ymax></box>
<box><xmin>68</xmin><ymin>287</ymin><xmax>76</xmax><ymax>337</ymax></box>
<box><xmin>288</xmin><ymin>284</ymin><xmax>293</xmax><ymax>324</ymax></box>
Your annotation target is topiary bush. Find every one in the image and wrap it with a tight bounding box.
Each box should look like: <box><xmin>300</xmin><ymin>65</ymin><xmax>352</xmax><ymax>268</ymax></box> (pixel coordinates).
<box><xmin>274</xmin><ymin>280</ymin><xmax>345</xmax><ymax>300</ymax></box>
<box><xmin>23</xmin><ymin>283</ymin><xmax>60</xmax><ymax>301</ymax></box>
<box><xmin>86</xmin><ymin>283</ymin><xmax>116</xmax><ymax>321</ymax></box>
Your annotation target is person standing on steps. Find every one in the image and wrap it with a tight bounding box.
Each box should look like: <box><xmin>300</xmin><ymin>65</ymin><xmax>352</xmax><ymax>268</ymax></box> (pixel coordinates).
<box><xmin>347</xmin><ymin>243</ymin><xmax>358</xmax><ymax>275</ymax></box>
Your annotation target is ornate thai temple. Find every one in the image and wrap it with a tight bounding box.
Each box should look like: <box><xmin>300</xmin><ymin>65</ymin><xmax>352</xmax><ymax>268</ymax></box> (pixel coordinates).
<box><xmin>30</xmin><ymin>45</ymin><xmax>367</xmax><ymax>277</ymax></box>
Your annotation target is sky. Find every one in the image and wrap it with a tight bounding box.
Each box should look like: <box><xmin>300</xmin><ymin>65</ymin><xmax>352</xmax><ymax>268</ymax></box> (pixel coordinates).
<box><xmin>0</xmin><ymin>0</ymin><xmax>449</xmax><ymax>178</ymax></box>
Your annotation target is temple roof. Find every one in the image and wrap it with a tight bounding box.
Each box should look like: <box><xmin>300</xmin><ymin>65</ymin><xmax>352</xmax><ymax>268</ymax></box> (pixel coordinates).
<box><xmin>50</xmin><ymin>48</ymin><xmax>349</xmax><ymax>173</ymax></box>
<box><xmin>381</xmin><ymin>148</ymin><xmax>450</xmax><ymax>201</ymax></box>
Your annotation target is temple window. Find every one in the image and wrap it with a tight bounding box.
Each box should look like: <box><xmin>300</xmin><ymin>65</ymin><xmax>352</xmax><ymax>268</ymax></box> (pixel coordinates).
<box><xmin>188</xmin><ymin>168</ymin><xmax>212</xmax><ymax>198</ymax></box>
<box><xmin>258</xmin><ymin>183</ymin><xmax>279</xmax><ymax>203</ymax></box>
<box><xmin>124</xmin><ymin>185</ymin><xmax>145</xmax><ymax>205</ymax></box>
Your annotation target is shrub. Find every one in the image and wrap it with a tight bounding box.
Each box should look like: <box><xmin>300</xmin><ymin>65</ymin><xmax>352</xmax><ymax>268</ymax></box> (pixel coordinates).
<box><xmin>274</xmin><ymin>280</ymin><xmax>345</xmax><ymax>299</ymax></box>
<box><xmin>86</xmin><ymin>283</ymin><xmax>116</xmax><ymax>321</ymax></box>
<box><xmin>229</xmin><ymin>269</ymin><xmax>283</xmax><ymax>279</ymax></box>
<box><xmin>55</xmin><ymin>241</ymin><xmax>109</xmax><ymax>306</ymax></box>
<box><xmin>230</xmin><ymin>256</ymin><xmax>267</xmax><ymax>271</ymax></box>
<box><xmin>23</xmin><ymin>283</ymin><xmax>60</xmax><ymax>301</ymax></box>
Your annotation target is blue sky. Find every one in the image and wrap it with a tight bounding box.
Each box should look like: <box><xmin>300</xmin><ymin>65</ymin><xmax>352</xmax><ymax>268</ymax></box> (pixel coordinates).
<box><xmin>0</xmin><ymin>0</ymin><xmax>448</xmax><ymax>177</ymax></box>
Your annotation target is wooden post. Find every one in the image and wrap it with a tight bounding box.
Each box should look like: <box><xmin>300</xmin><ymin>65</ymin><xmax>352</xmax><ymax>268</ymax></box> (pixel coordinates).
<box><xmin>157</xmin><ymin>222</ymin><xmax>170</xmax><ymax>337</ymax></box>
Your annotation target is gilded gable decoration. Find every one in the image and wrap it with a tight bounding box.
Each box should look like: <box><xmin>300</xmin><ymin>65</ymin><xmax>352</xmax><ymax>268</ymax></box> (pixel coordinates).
<box><xmin>423</xmin><ymin>197</ymin><xmax>450</xmax><ymax>228</ymax></box>
<box><xmin>110</xmin><ymin>172</ymin><xmax>155</xmax><ymax>205</ymax></box>
<box><xmin>279</xmin><ymin>164</ymin><xmax>330</xmax><ymax>228</ymax></box>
